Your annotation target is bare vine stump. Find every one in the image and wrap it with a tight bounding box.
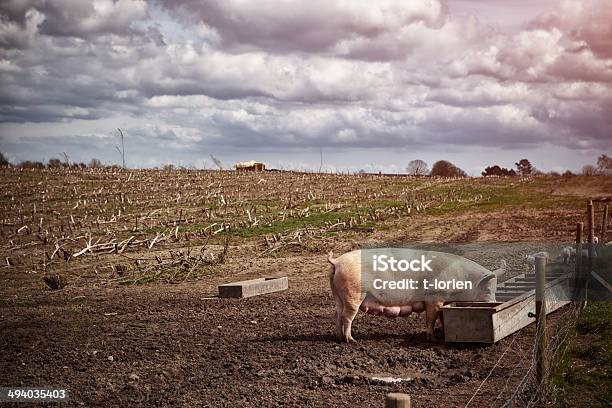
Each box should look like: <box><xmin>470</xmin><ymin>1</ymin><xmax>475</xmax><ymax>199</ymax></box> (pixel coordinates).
<box><xmin>43</xmin><ymin>274</ymin><xmax>66</xmax><ymax>290</ymax></box>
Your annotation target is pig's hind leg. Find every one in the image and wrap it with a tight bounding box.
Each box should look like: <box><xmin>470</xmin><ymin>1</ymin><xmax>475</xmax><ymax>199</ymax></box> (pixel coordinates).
<box><xmin>332</xmin><ymin>289</ymin><xmax>360</xmax><ymax>342</ymax></box>
<box><xmin>341</xmin><ymin>301</ymin><xmax>359</xmax><ymax>343</ymax></box>
<box><xmin>334</xmin><ymin>295</ymin><xmax>344</xmax><ymax>341</ymax></box>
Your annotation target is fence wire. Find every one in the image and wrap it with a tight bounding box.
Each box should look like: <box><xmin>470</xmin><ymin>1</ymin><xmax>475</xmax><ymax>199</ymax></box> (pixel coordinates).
<box><xmin>493</xmin><ymin>301</ymin><xmax>580</xmax><ymax>408</ymax></box>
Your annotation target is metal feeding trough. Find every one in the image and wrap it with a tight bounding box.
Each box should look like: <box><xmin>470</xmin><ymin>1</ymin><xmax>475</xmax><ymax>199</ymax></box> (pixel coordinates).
<box><xmin>443</xmin><ymin>271</ymin><xmax>572</xmax><ymax>343</ymax></box>
<box><xmin>218</xmin><ymin>277</ymin><xmax>288</xmax><ymax>298</ymax></box>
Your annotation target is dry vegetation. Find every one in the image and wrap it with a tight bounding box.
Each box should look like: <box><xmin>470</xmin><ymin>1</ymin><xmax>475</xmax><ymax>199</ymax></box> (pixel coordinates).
<box><xmin>2</xmin><ymin>168</ymin><xmax>611</xmax><ymax>287</ymax></box>
<box><xmin>3</xmin><ymin>168</ymin><xmax>609</xmax><ymax>283</ymax></box>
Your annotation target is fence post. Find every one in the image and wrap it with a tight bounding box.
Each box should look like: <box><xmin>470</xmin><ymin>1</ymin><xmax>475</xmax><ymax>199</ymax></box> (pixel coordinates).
<box><xmin>385</xmin><ymin>393</ymin><xmax>411</xmax><ymax>408</ymax></box>
<box><xmin>535</xmin><ymin>255</ymin><xmax>548</xmax><ymax>386</ymax></box>
<box><xmin>585</xmin><ymin>200</ymin><xmax>595</xmax><ymax>308</ymax></box>
<box><xmin>575</xmin><ymin>223</ymin><xmax>583</xmax><ymax>302</ymax></box>
<box><xmin>587</xmin><ymin>199</ymin><xmax>595</xmax><ymax>249</ymax></box>
<box><xmin>602</xmin><ymin>204</ymin><xmax>608</xmax><ymax>245</ymax></box>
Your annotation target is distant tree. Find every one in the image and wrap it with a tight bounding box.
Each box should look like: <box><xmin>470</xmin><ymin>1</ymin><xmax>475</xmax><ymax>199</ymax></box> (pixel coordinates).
<box><xmin>163</xmin><ymin>164</ymin><xmax>176</xmax><ymax>171</ymax></box>
<box><xmin>431</xmin><ymin>160</ymin><xmax>467</xmax><ymax>177</ymax></box>
<box><xmin>0</xmin><ymin>152</ymin><xmax>9</xmax><ymax>167</ymax></box>
<box><xmin>19</xmin><ymin>160</ymin><xmax>44</xmax><ymax>169</ymax></box>
<box><xmin>406</xmin><ymin>159</ymin><xmax>429</xmax><ymax>176</ymax></box>
<box><xmin>548</xmin><ymin>171</ymin><xmax>560</xmax><ymax>177</ymax></box>
<box><xmin>482</xmin><ymin>165</ymin><xmax>502</xmax><ymax>177</ymax></box>
<box><xmin>596</xmin><ymin>154</ymin><xmax>611</xmax><ymax>173</ymax></box>
<box><xmin>582</xmin><ymin>164</ymin><xmax>596</xmax><ymax>176</ymax></box>
<box><xmin>482</xmin><ymin>165</ymin><xmax>516</xmax><ymax>177</ymax></box>
<box><xmin>515</xmin><ymin>159</ymin><xmax>534</xmax><ymax>176</ymax></box>
<box><xmin>562</xmin><ymin>170</ymin><xmax>574</xmax><ymax>177</ymax></box>
<box><xmin>48</xmin><ymin>158</ymin><xmax>62</xmax><ymax>168</ymax></box>
<box><xmin>89</xmin><ymin>158</ymin><xmax>103</xmax><ymax>168</ymax></box>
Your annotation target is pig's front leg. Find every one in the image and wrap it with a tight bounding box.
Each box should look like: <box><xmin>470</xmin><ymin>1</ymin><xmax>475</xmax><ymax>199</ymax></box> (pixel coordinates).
<box><xmin>425</xmin><ymin>302</ymin><xmax>442</xmax><ymax>342</ymax></box>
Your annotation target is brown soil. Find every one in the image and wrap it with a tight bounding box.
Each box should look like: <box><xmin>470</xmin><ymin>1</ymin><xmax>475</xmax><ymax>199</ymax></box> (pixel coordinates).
<box><xmin>2</xmin><ymin>278</ymin><xmax>566</xmax><ymax>408</ymax></box>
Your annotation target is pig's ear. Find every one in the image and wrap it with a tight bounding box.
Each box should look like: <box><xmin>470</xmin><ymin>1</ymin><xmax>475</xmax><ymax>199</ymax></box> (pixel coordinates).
<box><xmin>493</xmin><ymin>259</ymin><xmax>507</xmax><ymax>278</ymax></box>
<box><xmin>478</xmin><ymin>274</ymin><xmax>497</xmax><ymax>302</ymax></box>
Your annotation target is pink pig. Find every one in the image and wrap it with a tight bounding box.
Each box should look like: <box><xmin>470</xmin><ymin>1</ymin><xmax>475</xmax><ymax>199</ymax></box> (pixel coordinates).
<box><xmin>328</xmin><ymin>249</ymin><xmax>505</xmax><ymax>342</ymax></box>
<box><xmin>328</xmin><ymin>250</ymin><xmax>443</xmax><ymax>342</ymax></box>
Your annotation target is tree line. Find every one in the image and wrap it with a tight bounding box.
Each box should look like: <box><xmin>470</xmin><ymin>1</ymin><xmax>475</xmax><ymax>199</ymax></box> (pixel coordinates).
<box><xmin>0</xmin><ymin>153</ymin><xmax>113</xmax><ymax>170</ymax></box>
<box><xmin>0</xmin><ymin>129</ymin><xmax>128</xmax><ymax>170</ymax></box>
<box><xmin>405</xmin><ymin>155</ymin><xmax>611</xmax><ymax>178</ymax></box>
<box><xmin>1</xmin><ymin>151</ymin><xmax>610</xmax><ymax>176</ymax></box>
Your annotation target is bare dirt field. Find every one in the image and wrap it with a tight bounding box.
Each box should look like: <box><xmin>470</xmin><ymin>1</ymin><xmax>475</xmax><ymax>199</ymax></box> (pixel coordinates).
<box><xmin>1</xmin><ymin>169</ymin><xmax>611</xmax><ymax>407</ymax></box>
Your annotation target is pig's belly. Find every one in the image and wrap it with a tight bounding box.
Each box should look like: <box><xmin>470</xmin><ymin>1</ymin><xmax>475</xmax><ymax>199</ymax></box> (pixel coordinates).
<box><xmin>360</xmin><ymin>295</ymin><xmax>425</xmax><ymax>318</ymax></box>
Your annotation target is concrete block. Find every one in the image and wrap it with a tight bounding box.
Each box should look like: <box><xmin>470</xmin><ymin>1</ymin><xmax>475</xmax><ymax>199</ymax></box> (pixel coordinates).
<box><xmin>218</xmin><ymin>277</ymin><xmax>288</xmax><ymax>298</ymax></box>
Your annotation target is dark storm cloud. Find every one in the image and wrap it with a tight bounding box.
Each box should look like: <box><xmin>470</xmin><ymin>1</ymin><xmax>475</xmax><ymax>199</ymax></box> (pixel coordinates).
<box><xmin>162</xmin><ymin>0</ymin><xmax>449</xmax><ymax>55</ymax></box>
<box><xmin>0</xmin><ymin>0</ymin><xmax>38</xmax><ymax>25</ymax></box>
<box><xmin>0</xmin><ymin>105</ymin><xmax>104</xmax><ymax>123</ymax></box>
<box><xmin>138</xmin><ymin>76</ymin><xmax>273</xmax><ymax>101</ymax></box>
<box><xmin>0</xmin><ymin>2</ymin><xmax>155</xmax><ymax>123</ymax></box>
<box><xmin>0</xmin><ymin>0</ymin><xmax>147</xmax><ymax>43</ymax></box>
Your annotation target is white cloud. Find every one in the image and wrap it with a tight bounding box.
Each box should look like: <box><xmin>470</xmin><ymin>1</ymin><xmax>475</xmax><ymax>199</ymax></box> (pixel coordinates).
<box><xmin>0</xmin><ymin>0</ymin><xmax>610</xmax><ymax>171</ymax></box>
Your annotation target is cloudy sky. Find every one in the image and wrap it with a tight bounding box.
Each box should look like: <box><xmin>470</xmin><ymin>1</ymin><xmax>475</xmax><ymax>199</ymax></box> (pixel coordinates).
<box><xmin>0</xmin><ymin>0</ymin><xmax>610</xmax><ymax>174</ymax></box>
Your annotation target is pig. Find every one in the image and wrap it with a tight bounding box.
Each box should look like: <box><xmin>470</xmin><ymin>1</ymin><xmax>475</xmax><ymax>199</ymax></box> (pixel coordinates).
<box><xmin>525</xmin><ymin>251</ymin><xmax>550</xmax><ymax>272</ymax></box>
<box><xmin>560</xmin><ymin>246</ymin><xmax>576</xmax><ymax>264</ymax></box>
<box><xmin>328</xmin><ymin>248</ymin><xmax>506</xmax><ymax>342</ymax></box>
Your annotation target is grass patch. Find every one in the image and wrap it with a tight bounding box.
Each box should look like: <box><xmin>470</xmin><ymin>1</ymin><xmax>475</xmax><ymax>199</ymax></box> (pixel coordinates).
<box><xmin>227</xmin><ymin>209</ymin><xmax>354</xmax><ymax>238</ymax></box>
<box><xmin>427</xmin><ymin>178</ymin><xmax>587</xmax><ymax>216</ymax></box>
<box><xmin>550</xmin><ymin>302</ymin><xmax>612</xmax><ymax>407</ymax></box>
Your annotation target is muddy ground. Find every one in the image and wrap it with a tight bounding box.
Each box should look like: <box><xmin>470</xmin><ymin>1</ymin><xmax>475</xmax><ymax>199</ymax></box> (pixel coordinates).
<box><xmin>1</xmin><ymin>212</ymin><xmax>580</xmax><ymax>407</ymax></box>
<box><xmin>1</xmin><ymin>272</ymin><xmax>569</xmax><ymax>408</ymax></box>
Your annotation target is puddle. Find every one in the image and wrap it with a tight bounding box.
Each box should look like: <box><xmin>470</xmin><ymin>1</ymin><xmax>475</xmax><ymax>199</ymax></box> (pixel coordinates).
<box><xmin>316</xmin><ymin>368</ymin><xmax>421</xmax><ymax>385</ymax></box>
<box><xmin>370</xmin><ymin>376</ymin><xmax>413</xmax><ymax>383</ymax></box>
<box><xmin>364</xmin><ymin>370</ymin><xmax>419</xmax><ymax>384</ymax></box>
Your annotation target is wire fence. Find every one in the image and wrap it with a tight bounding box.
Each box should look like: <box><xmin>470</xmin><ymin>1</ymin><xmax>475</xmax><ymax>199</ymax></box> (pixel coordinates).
<box><xmin>463</xmin><ymin>201</ymin><xmax>608</xmax><ymax>408</ymax></box>
<box><xmin>463</xmin><ymin>300</ymin><xmax>581</xmax><ymax>408</ymax></box>
<box><xmin>461</xmin><ymin>265</ymin><xmax>590</xmax><ymax>408</ymax></box>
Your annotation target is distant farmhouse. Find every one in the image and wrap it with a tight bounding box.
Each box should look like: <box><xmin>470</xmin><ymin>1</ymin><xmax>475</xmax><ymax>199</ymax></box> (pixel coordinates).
<box><xmin>234</xmin><ymin>160</ymin><xmax>266</xmax><ymax>172</ymax></box>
